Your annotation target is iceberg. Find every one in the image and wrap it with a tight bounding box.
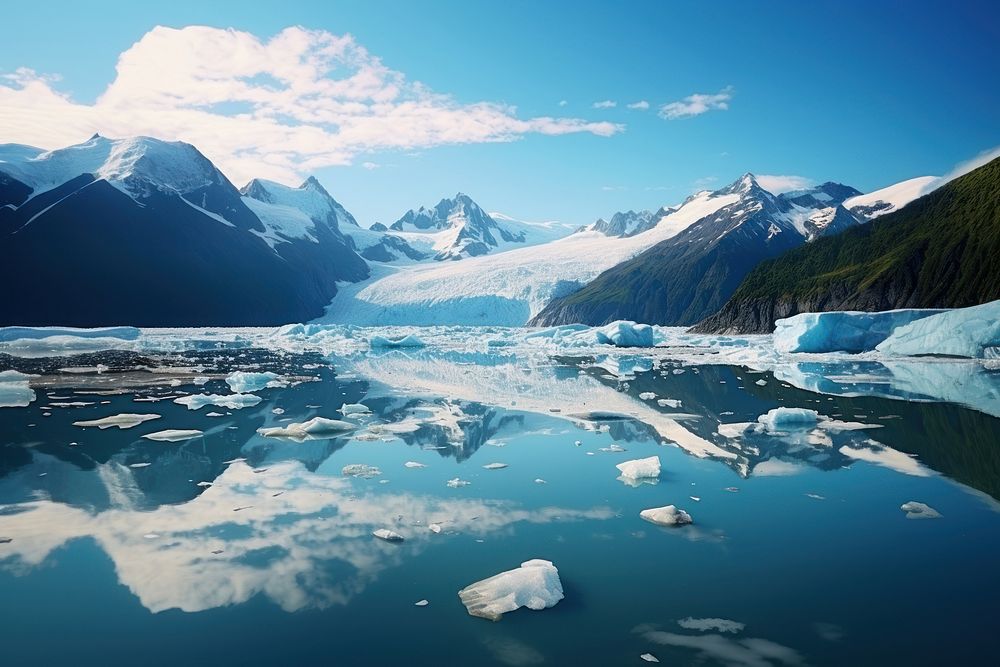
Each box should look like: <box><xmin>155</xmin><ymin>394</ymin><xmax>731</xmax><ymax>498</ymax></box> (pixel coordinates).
<box><xmin>640</xmin><ymin>505</ymin><xmax>693</xmax><ymax>527</ymax></box>
<box><xmin>773</xmin><ymin>309</ymin><xmax>941</xmax><ymax>353</ymax></box>
<box><xmin>257</xmin><ymin>417</ymin><xmax>355</xmax><ymax>440</ymax></box>
<box><xmin>458</xmin><ymin>559</ymin><xmax>564</xmax><ymax>621</ymax></box>
<box><xmin>142</xmin><ymin>429</ymin><xmax>203</xmax><ymax>442</ymax></box>
<box><xmin>225</xmin><ymin>371</ymin><xmax>286</xmax><ymax>393</ymax></box>
<box><xmin>594</xmin><ymin>321</ymin><xmax>659</xmax><ymax>347</ymax></box>
<box><xmin>616</xmin><ymin>456</ymin><xmax>661</xmax><ymax>480</ymax></box>
<box><xmin>175</xmin><ymin>393</ymin><xmax>262</xmax><ymax>410</ymax></box>
<box><xmin>340</xmin><ymin>403</ymin><xmax>372</xmax><ymax>416</ymax></box>
<box><xmin>876</xmin><ymin>300</ymin><xmax>1000</xmax><ymax>358</ymax></box>
<box><xmin>369</xmin><ymin>334</ymin><xmax>425</xmax><ymax>348</ymax></box>
<box><xmin>0</xmin><ymin>370</ymin><xmax>36</xmax><ymax>408</ymax></box>
<box><xmin>901</xmin><ymin>501</ymin><xmax>942</xmax><ymax>519</ymax></box>
<box><xmin>72</xmin><ymin>413</ymin><xmax>161</xmax><ymax>429</ymax></box>
<box><xmin>372</xmin><ymin>528</ymin><xmax>404</xmax><ymax>542</ymax></box>
<box><xmin>756</xmin><ymin>408</ymin><xmax>818</xmax><ymax>431</ymax></box>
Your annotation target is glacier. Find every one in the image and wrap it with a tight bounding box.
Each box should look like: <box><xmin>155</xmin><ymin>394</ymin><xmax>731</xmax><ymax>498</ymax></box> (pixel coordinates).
<box><xmin>876</xmin><ymin>300</ymin><xmax>1000</xmax><ymax>358</ymax></box>
<box><xmin>773</xmin><ymin>309</ymin><xmax>942</xmax><ymax>353</ymax></box>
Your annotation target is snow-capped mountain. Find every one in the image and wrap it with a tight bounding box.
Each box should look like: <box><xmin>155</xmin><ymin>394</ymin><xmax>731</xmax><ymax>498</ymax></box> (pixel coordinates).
<box><xmin>320</xmin><ymin>184</ymin><xmax>746</xmax><ymax>325</ymax></box>
<box><xmin>588</xmin><ymin>207</ymin><xmax>675</xmax><ymax>238</ymax></box>
<box><xmin>844</xmin><ymin>175</ymin><xmax>939</xmax><ymax>219</ymax></box>
<box><xmin>0</xmin><ymin>135</ymin><xmax>366</xmax><ymax>326</ymax></box>
<box><xmin>389</xmin><ymin>193</ymin><xmax>528</xmax><ymax>260</ymax></box>
<box><xmin>531</xmin><ymin>173</ymin><xmax>869</xmax><ymax>326</ymax></box>
<box><xmin>240</xmin><ymin>177</ymin><xmax>425</xmax><ymax>263</ymax></box>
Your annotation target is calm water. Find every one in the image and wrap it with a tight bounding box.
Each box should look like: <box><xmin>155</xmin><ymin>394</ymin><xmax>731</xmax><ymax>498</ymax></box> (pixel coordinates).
<box><xmin>1</xmin><ymin>339</ymin><xmax>999</xmax><ymax>666</ymax></box>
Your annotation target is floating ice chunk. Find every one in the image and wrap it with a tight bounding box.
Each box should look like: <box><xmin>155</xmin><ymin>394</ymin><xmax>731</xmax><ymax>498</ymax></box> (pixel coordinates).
<box><xmin>657</xmin><ymin>398</ymin><xmax>682</xmax><ymax>408</ymax></box>
<box><xmin>757</xmin><ymin>408</ymin><xmax>818</xmax><ymax>431</ymax></box>
<box><xmin>0</xmin><ymin>370</ymin><xmax>37</xmax><ymax>408</ymax></box>
<box><xmin>717</xmin><ymin>422</ymin><xmax>752</xmax><ymax>439</ymax></box>
<box><xmin>340</xmin><ymin>403</ymin><xmax>372</xmax><ymax>416</ymax></box>
<box><xmin>404</xmin><ymin>461</ymin><xmax>427</xmax><ymax>468</ymax></box>
<box><xmin>175</xmin><ymin>393</ymin><xmax>262</xmax><ymax>410</ymax></box>
<box><xmin>640</xmin><ymin>654</ymin><xmax>660</xmax><ymax>663</ymax></box>
<box><xmin>414</xmin><ymin>599</ymin><xmax>429</xmax><ymax>607</ymax></box>
<box><xmin>755</xmin><ymin>379</ymin><xmax>767</xmax><ymax>386</ymax></box>
<box><xmin>594</xmin><ymin>321</ymin><xmax>658</xmax><ymax>347</ymax></box>
<box><xmin>447</xmin><ymin>478</ymin><xmax>471</xmax><ymax>488</ymax></box>
<box><xmin>774</xmin><ymin>309</ymin><xmax>941</xmax><ymax>353</ymax></box>
<box><xmin>373</xmin><ymin>528</ymin><xmax>404</xmax><ymax>542</ymax></box>
<box><xmin>129</xmin><ymin>462</ymin><xmax>151</xmax><ymax>468</ymax></box>
<box><xmin>73</xmin><ymin>413</ymin><xmax>161</xmax><ymax>429</ymax></box>
<box><xmin>458</xmin><ymin>559</ymin><xmax>564</xmax><ymax>621</ymax></box>
<box><xmin>225</xmin><ymin>371</ymin><xmax>287</xmax><ymax>393</ymax></box>
<box><xmin>616</xmin><ymin>456</ymin><xmax>661</xmax><ymax>480</ymax></box>
<box><xmin>342</xmin><ymin>464</ymin><xmax>382</xmax><ymax>478</ymax></box>
<box><xmin>369</xmin><ymin>334</ymin><xmax>425</xmax><ymax>348</ymax></box>
<box><xmin>534</xmin><ymin>478</ymin><xmax>547</xmax><ymax>484</ymax></box>
<box><xmin>876</xmin><ymin>300</ymin><xmax>1000</xmax><ymax>358</ymax></box>
<box><xmin>429</xmin><ymin>523</ymin><xmax>442</xmax><ymax>533</ymax></box>
<box><xmin>142</xmin><ymin>429</ymin><xmax>203</xmax><ymax>442</ymax></box>
<box><xmin>640</xmin><ymin>505</ymin><xmax>693</xmax><ymax>527</ymax></box>
<box><xmin>483</xmin><ymin>462</ymin><xmax>508</xmax><ymax>470</ymax></box>
<box><xmin>257</xmin><ymin>417</ymin><xmax>355</xmax><ymax>440</ymax></box>
<box><xmin>678</xmin><ymin>617</ymin><xmax>746</xmax><ymax>633</ymax></box>
<box><xmin>901</xmin><ymin>501</ymin><xmax>941</xmax><ymax>519</ymax></box>
<box><xmin>639</xmin><ymin>392</ymin><xmax>657</xmax><ymax>400</ymax></box>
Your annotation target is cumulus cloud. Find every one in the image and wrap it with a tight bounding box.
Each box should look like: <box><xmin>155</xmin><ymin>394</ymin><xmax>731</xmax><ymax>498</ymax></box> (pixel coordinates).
<box><xmin>755</xmin><ymin>174</ymin><xmax>815</xmax><ymax>194</ymax></box>
<box><xmin>362</xmin><ymin>161</ymin><xmax>380</xmax><ymax>170</ymax></box>
<box><xmin>659</xmin><ymin>86</ymin><xmax>733</xmax><ymax>120</ymax></box>
<box><xmin>0</xmin><ymin>25</ymin><xmax>623</xmax><ymax>184</ymax></box>
<box><xmin>627</xmin><ymin>100</ymin><xmax>650</xmax><ymax>110</ymax></box>
<box><xmin>558</xmin><ymin>99</ymin><xmax>568</xmax><ymax>107</ymax></box>
<box><xmin>593</xmin><ymin>100</ymin><xmax>617</xmax><ymax>109</ymax></box>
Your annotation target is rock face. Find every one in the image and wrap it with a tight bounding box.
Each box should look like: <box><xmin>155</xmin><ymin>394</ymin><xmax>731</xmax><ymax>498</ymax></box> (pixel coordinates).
<box><xmin>0</xmin><ymin>135</ymin><xmax>367</xmax><ymax>326</ymax></box>
<box><xmin>589</xmin><ymin>207</ymin><xmax>674</xmax><ymax>238</ymax></box>
<box><xmin>531</xmin><ymin>175</ymin><xmax>863</xmax><ymax>327</ymax></box>
<box><xmin>694</xmin><ymin>156</ymin><xmax>1000</xmax><ymax>334</ymax></box>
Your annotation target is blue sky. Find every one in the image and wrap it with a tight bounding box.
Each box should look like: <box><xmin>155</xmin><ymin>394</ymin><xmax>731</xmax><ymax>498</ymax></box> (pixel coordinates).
<box><xmin>2</xmin><ymin>0</ymin><xmax>998</xmax><ymax>226</ymax></box>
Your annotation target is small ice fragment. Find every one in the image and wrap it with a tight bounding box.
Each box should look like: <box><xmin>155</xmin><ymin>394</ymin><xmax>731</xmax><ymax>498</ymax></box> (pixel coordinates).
<box><xmin>414</xmin><ymin>599</ymin><xmax>429</xmax><ymax>607</ymax></box>
<box><xmin>143</xmin><ymin>533</ymin><xmax>159</xmax><ymax>539</ymax></box>
<box><xmin>901</xmin><ymin>501</ymin><xmax>941</xmax><ymax>519</ymax></box>
<box><xmin>639</xmin><ymin>392</ymin><xmax>657</xmax><ymax>400</ymax></box>
<box><xmin>373</xmin><ymin>528</ymin><xmax>404</xmax><ymax>542</ymax></box>
<box><xmin>657</xmin><ymin>398</ymin><xmax>682</xmax><ymax>408</ymax></box>
<box><xmin>196</xmin><ymin>481</ymin><xmax>213</xmax><ymax>487</ymax></box>
<box><xmin>129</xmin><ymin>462</ymin><xmax>152</xmax><ymax>469</ymax></box>
<box><xmin>639</xmin><ymin>505</ymin><xmax>693</xmax><ymax>527</ymax></box>
<box><xmin>340</xmin><ymin>403</ymin><xmax>372</xmax><ymax>416</ymax></box>
<box><xmin>534</xmin><ymin>478</ymin><xmax>547</xmax><ymax>484</ymax></box>
<box><xmin>73</xmin><ymin>413</ymin><xmax>161</xmax><ymax>430</ymax></box>
<box><xmin>142</xmin><ymin>429</ymin><xmax>203</xmax><ymax>442</ymax></box>
<box><xmin>225</xmin><ymin>371</ymin><xmax>286</xmax><ymax>393</ymax></box>
<box><xmin>429</xmin><ymin>523</ymin><xmax>442</xmax><ymax>533</ymax></box>
<box><xmin>175</xmin><ymin>393</ymin><xmax>262</xmax><ymax>410</ymax></box>
<box><xmin>257</xmin><ymin>417</ymin><xmax>354</xmax><ymax>440</ymax></box>
<box><xmin>458</xmin><ymin>559</ymin><xmax>564</xmax><ymax>621</ymax></box>
<box><xmin>641</xmin><ymin>654</ymin><xmax>660</xmax><ymax>663</ymax></box>
<box><xmin>404</xmin><ymin>461</ymin><xmax>427</xmax><ymax>468</ymax></box>
<box><xmin>271</xmin><ymin>407</ymin><xmax>285</xmax><ymax>415</ymax></box>
<box><xmin>574</xmin><ymin>440</ymin><xmax>582</xmax><ymax>446</ymax></box>
<box><xmin>446</xmin><ymin>478</ymin><xmax>471</xmax><ymax>488</ymax></box>
<box><xmin>342</xmin><ymin>464</ymin><xmax>382</xmax><ymax>479</ymax></box>
<box><xmin>205</xmin><ymin>411</ymin><xmax>224</xmax><ymax>417</ymax></box>
<box><xmin>483</xmin><ymin>463</ymin><xmax>508</xmax><ymax>470</ymax></box>
<box><xmin>616</xmin><ymin>456</ymin><xmax>661</xmax><ymax>480</ymax></box>
<box><xmin>806</xmin><ymin>493</ymin><xmax>825</xmax><ymax>500</ymax></box>
<box><xmin>755</xmin><ymin>379</ymin><xmax>767</xmax><ymax>386</ymax></box>
<box><xmin>689</xmin><ymin>496</ymin><xmax>701</xmax><ymax>502</ymax></box>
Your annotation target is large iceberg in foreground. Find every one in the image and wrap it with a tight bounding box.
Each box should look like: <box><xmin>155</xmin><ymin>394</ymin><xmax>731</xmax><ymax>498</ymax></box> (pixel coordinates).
<box><xmin>616</xmin><ymin>456</ymin><xmax>661</xmax><ymax>480</ymax></box>
<box><xmin>594</xmin><ymin>321</ymin><xmax>659</xmax><ymax>347</ymax></box>
<box><xmin>876</xmin><ymin>300</ymin><xmax>1000</xmax><ymax>358</ymax></box>
<box><xmin>458</xmin><ymin>559</ymin><xmax>564</xmax><ymax>621</ymax></box>
<box><xmin>773</xmin><ymin>309</ymin><xmax>941</xmax><ymax>353</ymax></box>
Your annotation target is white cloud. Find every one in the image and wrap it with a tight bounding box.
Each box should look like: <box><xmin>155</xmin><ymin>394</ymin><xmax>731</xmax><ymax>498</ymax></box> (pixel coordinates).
<box><xmin>755</xmin><ymin>174</ymin><xmax>815</xmax><ymax>194</ymax></box>
<box><xmin>362</xmin><ymin>161</ymin><xmax>380</xmax><ymax>170</ymax></box>
<box><xmin>592</xmin><ymin>100</ymin><xmax>617</xmax><ymax>109</ymax></box>
<box><xmin>938</xmin><ymin>144</ymin><xmax>1000</xmax><ymax>186</ymax></box>
<box><xmin>601</xmin><ymin>185</ymin><xmax>626</xmax><ymax>191</ymax></box>
<box><xmin>558</xmin><ymin>99</ymin><xmax>568</xmax><ymax>107</ymax></box>
<box><xmin>627</xmin><ymin>100</ymin><xmax>650</xmax><ymax>110</ymax></box>
<box><xmin>659</xmin><ymin>86</ymin><xmax>733</xmax><ymax>120</ymax></box>
<box><xmin>0</xmin><ymin>25</ymin><xmax>623</xmax><ymax>185</ymax></box>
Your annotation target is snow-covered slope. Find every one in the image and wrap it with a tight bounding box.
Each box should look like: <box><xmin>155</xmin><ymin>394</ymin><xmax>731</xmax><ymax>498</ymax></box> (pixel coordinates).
<box><xmin>488</xmin><ymin>212</ymin><xmax>577</xmax><ymax>246</ymax></box>
<box><xmin>389</xmin><ymin>193</ymin><xmax>530</xmax><ymax>260</ymax></box>
<box><xmin>844</xmin><ymin>175</ymin><xmax>939</xmax><ymax>219</ymax></box>
<box><xmin>320</xmin><ymin>187</ymin><xmax>743</xmax><ymax>325</ymax></box>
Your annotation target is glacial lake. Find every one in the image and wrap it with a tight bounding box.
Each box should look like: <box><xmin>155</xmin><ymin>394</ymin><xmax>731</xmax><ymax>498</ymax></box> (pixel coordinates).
<box><xmin>1</xmin><ymin>326</ymin><xmax>999</xmax><ymax>666</ymax></box>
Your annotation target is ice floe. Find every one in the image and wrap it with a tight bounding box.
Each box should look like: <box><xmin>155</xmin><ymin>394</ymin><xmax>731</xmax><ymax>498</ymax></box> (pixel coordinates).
<box><xmin>458</xmin><ymin>559</ymin><xmax>564</xmax><ymax>621</ymax></box>
<box><xmin>372</xmin><ymin>528</ymin><xmax>404</xmax><ymax>542</ymax></box>
<box><xmin>640</xmin><ymin>505</ymin><xmax>693</xmax><ymax>527</ymax></box>
<box><xmin>175</xmin><ymin>393</ymin><xmax>262</xmax><ymax>410</ymax></box>
<box><xmin>73</xmin><ymin>413</ymin><xmax>161</xmax><ymax>429</ymax></box>
<box><xmin>900</xmin><ymin>501</ymin><xmax>941</xmax><ymax>519</ymax></box>
<box><xmin>340</xmin><ymin>403</ymin><xmax>372</xmax><ymax>416</ymax></box>
<box><xmin>616</xmin><ymin>456</ymin><xmax>661</xmax><ymax>480</ymax></box>
<box><xmin>142</xmin><ymin>429</ymin><xmax>203</xmax><ymax>442</ymax></box>
<box><xmin>225</xmin><ymin>371</ymin><xmax>287</xmax><ymax>393</ymax></box>
<box><xmin>257</xmin><ymin>417</ymin><xmax>355</xmax><ymax>440</ymax></box>
<box><xmin>0</xmin><ymin>370</ymin><xmax>36</xmax><ymax>408</ymax></box>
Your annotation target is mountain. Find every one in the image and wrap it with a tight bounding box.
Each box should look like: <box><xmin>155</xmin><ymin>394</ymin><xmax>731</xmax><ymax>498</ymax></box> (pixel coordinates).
<box><xmin>0</xmin><ymin>135</ymin><xmax>367</xmax><ymax>327</ymax></box>
<box><xmin>242</xmin><ymin>177</ymin><xmax>426</xmax><ymax>264</ymax></box>
<box><xmin>842</xmin><ymin>175</ymin><xmax>939</xmax><ymax>219</ymax></box>
<box><xmin>389</xmin><ymin>193</ymin><xmax>528</xmax><ymax>260</ymax></box>
<box><xmin>320</xmin><ymin>186</ymin><xmax>746</xmax><ymax>325</ymax></box>
<box><xmin>588</xmin><ymin>207</ymin><xmax>674</xmax><ymax>238</ymax></box>
<box><xmin>529</xmin><ymin>174</ymin><xmax>866</xmax><ymax>327</ymax></box>
<box><xmin>693</xmin><ymin>157</ymin><xmax>1000</xmax><ymax>334</ymax></box>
